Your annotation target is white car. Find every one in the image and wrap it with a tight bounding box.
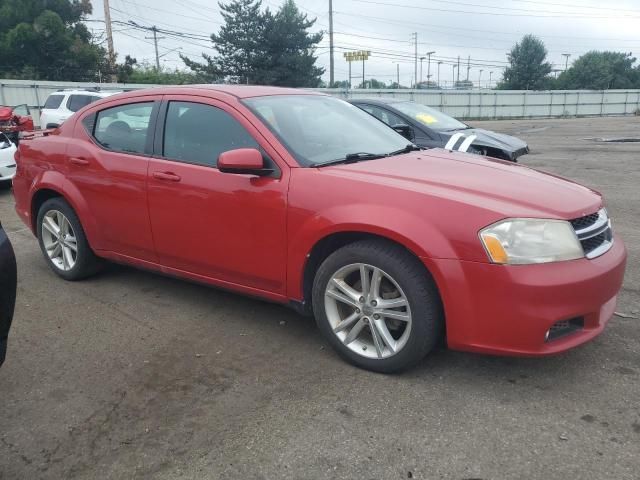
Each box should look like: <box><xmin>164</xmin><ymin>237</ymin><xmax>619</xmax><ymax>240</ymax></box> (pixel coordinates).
<box><xmin>40</xmin><ymin>90</ymin><xmax>117</xmax><ymax>129</ymax></box>
<box><xmin>0</xmin><ymin>133</ymin><xmax>17</xmax><ymax>188</ymax></box>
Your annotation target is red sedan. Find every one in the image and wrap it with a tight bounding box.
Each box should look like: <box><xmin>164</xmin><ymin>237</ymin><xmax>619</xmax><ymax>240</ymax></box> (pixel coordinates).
<box><xmin>12</xmin><ymin>86</ymin><xmax>626</xmax><ymax>372</ymax></box>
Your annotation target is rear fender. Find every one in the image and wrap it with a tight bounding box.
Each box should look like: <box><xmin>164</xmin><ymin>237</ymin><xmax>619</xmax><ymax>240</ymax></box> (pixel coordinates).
<box><xmin>29</xmin><ymin>172</ymin><xmax>101</xmax><ymax>249</ymax></box>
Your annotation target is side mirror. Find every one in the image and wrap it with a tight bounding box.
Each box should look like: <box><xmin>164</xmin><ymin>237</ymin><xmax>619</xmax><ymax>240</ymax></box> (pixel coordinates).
<box><xmin>17</xmin><ymin>116</ymin><xmax>31</xmax><ymax>125</ymax></box>
<box><xmin>218</xmin><ymin>148</ymin><xmax>273</xmax><ymax>176</ymax></box>
<box><xmin>0</xmin><ymin>141</ymin><xmax>9</xmax><ymax>150</ymax></box>
<box><xmin>391</xmin><ymin>123</ymin><xmax>414</xmax><ymax>141</ymax></box>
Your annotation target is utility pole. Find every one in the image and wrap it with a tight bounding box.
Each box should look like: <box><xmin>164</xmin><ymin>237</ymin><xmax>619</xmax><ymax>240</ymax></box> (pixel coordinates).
<box><xmin>411</xmin><ymin>33</ymin><xmax>418</xmax><ymax>88</ymax></box>
<box><xmin>103</xmin><ymin>0</ymin><xmax>116</xmax><ymax>81</ymax></box>
<box><xmin>426</xmin><ymin>51</ymin><xmax>435</xmax><ymax>88</ymax></box>
<box><xmin>393</xmin><ymin>62</ymin><xmax>400</xmax><ymax>87</ymax></box>
<box><xmin>419</xmin><ymin>57</ymin><xmax>425</xmax><ymax>86</ymax></box>
<box><xmin>437</xmin><ymin>61</ymin><xmax>442</xmax><ymax>88</ymax></box>
<box><xmin>466</xmin><ymin>55</ymin><xmax>470</xmax><ymax>82</ymax></box>
<box><xmin>145</xmin><ymin>27</ymin><xmax>164</xmax><ymax>70</ymax></box>
<box><xmin>478</xmin><ymin>69</ymin><xmax>483</xmax><ymax>89</ymax></box>
<box><xmin>456</xmin><ymin>56</ymin><xmax>460</xmax><ymax>85</ymax></box>
<box><xmin>489</xmin><ymin>71</ymin><xmax>493</xmax><ymax>88</ymax></box>
<box><xmin>562</xmin><ymin>53</ymin><xmax>571</xmax><ymax>71</ymax></box>
<box><xmin>452</xmin><ymin>64</ymin><xmax>457</xmax><ymax>89</ymax></box>
<box><xmin>329</xmin><ymin>0</ymin><xmax>334</xmax><ymax>86</ymax></box>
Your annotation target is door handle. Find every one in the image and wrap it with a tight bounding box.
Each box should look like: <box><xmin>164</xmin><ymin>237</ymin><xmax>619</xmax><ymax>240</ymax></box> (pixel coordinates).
<box><xmin>69</xmin><ymin>157</ymin><xmax>89</xmax><ymax>166</ymax></box>
<box><xmin>152</xmin><ymin>171</ymin><xmax>181</xmax><ymax>182</ymax></box>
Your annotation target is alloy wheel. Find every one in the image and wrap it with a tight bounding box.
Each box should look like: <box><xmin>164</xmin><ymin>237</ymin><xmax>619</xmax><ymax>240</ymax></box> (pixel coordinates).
<box><xmin>324</xmin><ymin>263</ymin><xmax>412</xmax><ymax>359</ymax></box>
<box><xmin>41</xmin><ymin>210</ymin><xmax>78</xmax><ymax>271</ymax></box>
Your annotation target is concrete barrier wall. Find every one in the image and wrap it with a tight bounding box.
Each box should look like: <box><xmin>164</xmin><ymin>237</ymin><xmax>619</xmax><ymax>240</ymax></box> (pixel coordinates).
<box><xmin>2</xmin><ymin>79</ymin><xmax>639</xmax><ymax>127</ymax></box>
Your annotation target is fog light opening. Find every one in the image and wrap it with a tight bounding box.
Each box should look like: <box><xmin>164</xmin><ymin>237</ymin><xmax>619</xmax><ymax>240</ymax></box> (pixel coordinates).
<box><xmin>545</xmin><ymin>317</ymin><xmax>585</xmax><ymax>342</ymax></box>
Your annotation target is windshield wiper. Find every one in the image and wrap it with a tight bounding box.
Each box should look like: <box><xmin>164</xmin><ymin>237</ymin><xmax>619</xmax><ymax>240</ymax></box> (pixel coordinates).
<box><xmin>315</xmin><ymin>152</ymin><xmax>386</xmax><ymax>167</ymax></box>
<box><xmin>386</xmin><ymin>144</ymin><xmax>422</xmax><ymax>156</ymax></box>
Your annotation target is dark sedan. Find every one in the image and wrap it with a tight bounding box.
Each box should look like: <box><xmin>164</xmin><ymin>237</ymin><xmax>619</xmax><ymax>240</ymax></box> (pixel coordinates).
<box><xmin>0</xmin><ymin>222</ymin><xmax>16</xmax><ymax>367</ymax></box>
<box><xmin>350</xmin><ymin>98</ymin><xmax>529</xmax><ymax>162</ymax></box>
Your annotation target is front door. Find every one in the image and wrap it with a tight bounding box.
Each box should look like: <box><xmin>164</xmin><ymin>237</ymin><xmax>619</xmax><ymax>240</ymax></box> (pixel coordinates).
<box><xmin>146</xmin><ymin>97</ymin><xmax>289</xmax><ymax>295</ymax></box>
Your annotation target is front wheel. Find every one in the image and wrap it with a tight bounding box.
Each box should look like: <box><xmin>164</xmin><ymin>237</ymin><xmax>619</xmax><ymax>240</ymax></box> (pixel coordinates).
<box><xmin>37</xmin><ymin>197</ymin><xmax>102</xmax><ymax>280</ymax></box>
<box><xmin>312</xmin><ymin>239</ymin><xmax>443</xmax><ymax>373</ymax></box>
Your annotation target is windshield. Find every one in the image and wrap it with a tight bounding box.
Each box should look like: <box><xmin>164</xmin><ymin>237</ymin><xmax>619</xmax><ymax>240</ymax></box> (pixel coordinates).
<box><xmin>244</xmin><ymin>95</ymin><xmax>408</xmax><ymax>166</ymax></box>
<box><xmin>391</xmin><ymin>102</ymin><xmax>468</xmax><ymax>131</ymax></box>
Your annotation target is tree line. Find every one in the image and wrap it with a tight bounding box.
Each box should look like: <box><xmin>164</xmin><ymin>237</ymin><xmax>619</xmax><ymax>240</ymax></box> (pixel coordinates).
<box><xmin>1</xmin><ymin>1</ymin><xmax>639</xmax><ymax>90</ymax></box>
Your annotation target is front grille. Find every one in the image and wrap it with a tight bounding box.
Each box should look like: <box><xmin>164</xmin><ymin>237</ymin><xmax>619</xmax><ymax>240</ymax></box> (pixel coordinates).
<box><xmin>570</xmin><ymin>212</ymin><xmax>599</xmax><ymax>231</ymax></box>
<box><xmin>570</xmin><ymin>208</ymin><xmax>613</xmax><ymax>259</ymax></box>
<box><xmin>546</xmin><ymin>318</ymin><xmax>584</xmax><ymax>342</ymax></box>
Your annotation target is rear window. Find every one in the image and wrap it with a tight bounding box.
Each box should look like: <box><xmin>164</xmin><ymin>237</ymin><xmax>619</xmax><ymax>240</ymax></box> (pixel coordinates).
<box><xmin>43</xmin><ymin>95</ymin><xmax>64</xmax><ymax>110</ymax></box>
<box><xmin>67</xmin><ymin>95</ymin><xmax>100</xmax><ymax>113</ymax></box>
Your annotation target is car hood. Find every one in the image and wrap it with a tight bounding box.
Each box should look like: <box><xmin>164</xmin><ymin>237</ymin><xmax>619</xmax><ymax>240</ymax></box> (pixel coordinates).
<box><xmin>440</xmin><ymin>128</ymin><xmax>529</xmax><ymax>158</ymax></box>
<box><xmin>321</xmin><ymin>149</ymin><xmax>601</xmax><ymax>219</ymax></box>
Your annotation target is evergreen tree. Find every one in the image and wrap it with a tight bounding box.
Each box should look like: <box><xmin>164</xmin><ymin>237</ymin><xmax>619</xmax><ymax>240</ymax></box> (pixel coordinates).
<box><xmin>182</xmin><ymin>0</ymin><xmax>324</xmax><ymax>87</ymax></box>
<box><xmin>498</xmin><ymin>35</ymin><xmax>552</xmax><ymax>90</ymax></box>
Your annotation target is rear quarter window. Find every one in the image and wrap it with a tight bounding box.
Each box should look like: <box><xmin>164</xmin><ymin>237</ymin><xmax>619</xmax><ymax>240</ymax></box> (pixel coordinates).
<box><xmin>43</xmin><ymin>95</ymin><xmax>64</xmax><ymax>109</ymax></box>
<box><xmin>67</xmin><ymin>95</ymin><xmax>100</xmax><ymax>113</ymax></box>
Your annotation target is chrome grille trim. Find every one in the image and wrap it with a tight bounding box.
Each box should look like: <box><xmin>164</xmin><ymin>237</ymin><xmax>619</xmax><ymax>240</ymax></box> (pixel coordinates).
<box><xmin>570</xmin><ymin>208</ymin><xmax>613</xmax><ymax>259</ymax></box>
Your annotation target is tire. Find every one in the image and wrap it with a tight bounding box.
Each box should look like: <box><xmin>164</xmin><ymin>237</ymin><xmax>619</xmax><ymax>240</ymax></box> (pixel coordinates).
<box><xmin>312</xmin><ymin>239</ymin><xmax>443</xmax><ymax>373</ymax></box>
<box><xmin>36</xmin><ymin>197</ymin><xmax>102</xmax><ymax>280</ymax></box>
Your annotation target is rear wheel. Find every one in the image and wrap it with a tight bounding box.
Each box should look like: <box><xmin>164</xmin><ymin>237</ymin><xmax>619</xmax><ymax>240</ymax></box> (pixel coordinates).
<box><xmin>312</xmin><ymin>239</ymin><xmax>443</xmax><ymax>373</ymax></box>
<box><xmin>37</xmin><ymin>198</ymin><xmax>102</xmax><ymax>280</ymax></box>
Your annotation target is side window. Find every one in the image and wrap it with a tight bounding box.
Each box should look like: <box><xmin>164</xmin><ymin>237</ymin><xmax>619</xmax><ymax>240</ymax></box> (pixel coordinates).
<box><xmin>93</xmin><ymin>102</ymin><xmax>154</xmax><ymax>154</ymax></box>
<box><xmin>163</xmin><ymin>101</ymin><xmax>259</xmax><ymax>167</ymax></box>
<box><xmin>368</xmin><ymin>106</ymin><xmax>404</xmax><ymax>126</ymax></box>
<box><xmin>43</xmin><ymin>95</ymin><xmax>64</xmax><ymax>109</ymax></box>
<box><xmin>67</xmin><ymin>95</ymin><xmax>100</xmax><ymax>113</ymax></box>
<box><xmin>13</xmin><ymin>104</ymin><xmax>30</xmax><ymax>116</ymax></box>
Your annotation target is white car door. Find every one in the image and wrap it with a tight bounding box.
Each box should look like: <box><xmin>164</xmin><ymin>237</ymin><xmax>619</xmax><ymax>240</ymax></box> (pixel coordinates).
<box><xmin>0</xmin><ymin>133</ymin><xmax>17</xmax><ymax>183</ymax></box>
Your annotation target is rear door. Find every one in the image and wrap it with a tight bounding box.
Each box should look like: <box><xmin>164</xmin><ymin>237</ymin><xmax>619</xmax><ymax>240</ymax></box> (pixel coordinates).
<box><xmin>67</xmin><ymin>97</ymin><xmax>160</xmax><ymax>261</ymax></box>
<box><xmin>146</xmin><ymin>95</ymin><xmax>289</xmax><ymax>294</ymax></box>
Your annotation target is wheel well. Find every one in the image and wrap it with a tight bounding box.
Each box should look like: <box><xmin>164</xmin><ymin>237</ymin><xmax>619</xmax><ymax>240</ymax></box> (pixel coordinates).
<box><xmin>31</xmin><ymin>189</ymin><xmax>61</xmax><ymax>232</ymax></box>
<box><xmin>302</xmin><ymin>232</ymin><xmax>437</xmax><ymax>314</ymax></box>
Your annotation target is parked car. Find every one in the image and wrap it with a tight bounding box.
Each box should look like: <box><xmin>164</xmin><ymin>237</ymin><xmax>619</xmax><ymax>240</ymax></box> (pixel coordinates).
<box><xmin>350</xmin><ymin>98</ymin><xmax>529</xmax><ymax>162</ymax></box>
<box><xmin>13</xmin><ymin>86</ymin><xmax>626</xmax><ymax>372</ymax></box>
<box><xmin>0</xmin><ymin>221</ymin><xmax>17</xmax><ymax>367</ymax></box>
<box><xmin>40</xmin><ymin>89</ymin><xmax>116</xmax><ymax>129</ymax></box>
<box><xmin>0</xmin><ymin>133</ymin><xmax>17</xmax><ymax>188</ymax></box>
<box><xmin>0</xmin><ymin>104</ymin><xmax>34</xmax><ymax>144</ymax></box>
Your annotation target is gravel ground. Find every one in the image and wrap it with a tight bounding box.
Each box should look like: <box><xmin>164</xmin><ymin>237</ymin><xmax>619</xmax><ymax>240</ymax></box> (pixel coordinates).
<box><xmin>0</xmin><ymin>115</ymin><xmax>638</xmax><ymax>480</ymax></box>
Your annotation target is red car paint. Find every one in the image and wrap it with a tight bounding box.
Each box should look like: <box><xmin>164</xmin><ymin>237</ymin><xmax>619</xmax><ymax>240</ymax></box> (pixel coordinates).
<box><xmin>12</xmin><ymin>86</ymin><xmax>627</xmax><ymax>356</ymax></box>
<box><xmin>0</xmin><ymin>105</ymin><xmax>35</xmax><ymax>142</ymax></box>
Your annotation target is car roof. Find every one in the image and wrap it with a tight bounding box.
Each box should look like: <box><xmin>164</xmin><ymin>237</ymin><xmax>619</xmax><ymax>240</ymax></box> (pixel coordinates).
<box><xmin>49</xmin><ymin>90</ymin><xmax>116</xmax><ymax>97</ymax></box>
<box><xmin>349</xmin><ymin>98</ymin><xmax>411</xmax><ymax>106</ymax></box>
<box><xmin>100</xmin><ymin>85</ymin><xmax>327</xmax><ymax>103</ymax></box>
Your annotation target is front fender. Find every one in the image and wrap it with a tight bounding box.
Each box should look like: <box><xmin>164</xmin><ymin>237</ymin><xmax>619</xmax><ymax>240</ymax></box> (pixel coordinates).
<box><xmin>286</xmin><ymin>203</ymin><xmax>456</xmax><ymax>300</ymax></box>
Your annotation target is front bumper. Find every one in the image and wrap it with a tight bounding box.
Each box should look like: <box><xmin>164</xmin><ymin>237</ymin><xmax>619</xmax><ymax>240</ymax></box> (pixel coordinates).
<box><xmin>424</xmin><ymin>235</ymin><xmax>627</xmax><ymax>356</ymax></box>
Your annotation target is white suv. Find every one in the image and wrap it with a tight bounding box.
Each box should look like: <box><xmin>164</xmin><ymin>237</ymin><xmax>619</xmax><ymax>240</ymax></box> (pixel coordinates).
<box><xmin>40</xmin><ymin>90</ymin><xmax>117</xmax><ymax>129</ymax></box>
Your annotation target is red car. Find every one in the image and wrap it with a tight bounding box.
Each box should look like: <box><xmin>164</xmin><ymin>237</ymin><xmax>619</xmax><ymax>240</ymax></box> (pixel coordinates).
<box><xmin>0</xmin><ymin>104</ymin><xmax>35</xmax><ymax>144</ymax></box>
<box><xmin>13</xmin><ymin>86</ymin><xmax>626</xmax><ymax>372</ymax></box>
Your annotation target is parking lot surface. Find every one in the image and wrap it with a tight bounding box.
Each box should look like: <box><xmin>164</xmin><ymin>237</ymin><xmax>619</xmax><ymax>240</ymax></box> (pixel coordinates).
<box><xmin>1</xmin><ymin>116</ymin><xmax>639</xmax><ymax>479</ymax></box>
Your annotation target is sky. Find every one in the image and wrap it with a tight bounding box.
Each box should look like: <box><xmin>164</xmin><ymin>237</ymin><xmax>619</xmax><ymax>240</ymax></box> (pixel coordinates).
<box><xmin>89</xmin><ymin>0</ymin><xmax>640</xmax><ymax>87</ymax></box>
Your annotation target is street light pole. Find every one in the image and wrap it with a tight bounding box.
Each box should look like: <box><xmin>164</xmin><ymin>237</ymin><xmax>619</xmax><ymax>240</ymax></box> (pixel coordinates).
<box><xmin>478</xmin><ymin>69</ymin><xmax>483</xmax><ymax>89</ymax></box>
<box><xmin>426</xmin><ymin>51</ymin><xmax>435</xmax><ymax>88</ymax></box>
<box><xmin>452</xmin><ymin>64</ymin><xmax>457</xmax><ymax>89</ymax></box>
<box><xmin>489</xmin><ymin>71</ymin><xmax>493</xmax><ymax>88</ymax></box>
<box><xmin>419</xmin><ymin>57</ymin><xmax>425</xmax><ymax>86</ymax></box>
<box><xmin>437</xmin><ymin>61</ymin><xmax>442</xmax><ymax>88</ymax></box>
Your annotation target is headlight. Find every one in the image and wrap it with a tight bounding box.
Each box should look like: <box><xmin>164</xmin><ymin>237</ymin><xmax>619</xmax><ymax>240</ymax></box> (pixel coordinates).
<box><xmin>479</xmin><ymin>219</ymin><xmax>584</xmax><ymax>265</ymax></box>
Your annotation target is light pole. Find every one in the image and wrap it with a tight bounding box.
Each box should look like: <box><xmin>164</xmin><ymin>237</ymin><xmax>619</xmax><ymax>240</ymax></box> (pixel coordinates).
<box><xmin>478</xmin><ymin>69</ymin><xmax>483</xmax><ymax>89</ymax></box>
<box><xmin>489</xmin><ymin>71</ymin><xmax>493</xmax><ymax>89</ymax></box>
<box><xmin>562</xmin><ymin>53</ymin><xmax>571</xmax><ymax>71</ymax></box>
<box><xmin>426</xmin><ymin>51</ymin><xmax>435</xmax><ymax>88</ymax></box>
<box><xmin>393</xmin><ymin>62</ymin><xmax>400</xmax><ymax>88</ymax></box>
<box><xmin>452</xmin><ymin>64</ymin><xmax>457</xmax><ymax>89</ymax></box>
<box><xmin>437</xmin><ymin>61</ymin><xmax>442</xmax><ymax>88</ymax></box>
<box><xmin>419</xmin><ymin>56</ymin><xmax>426</xmax><ymax>86</ymax></box>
